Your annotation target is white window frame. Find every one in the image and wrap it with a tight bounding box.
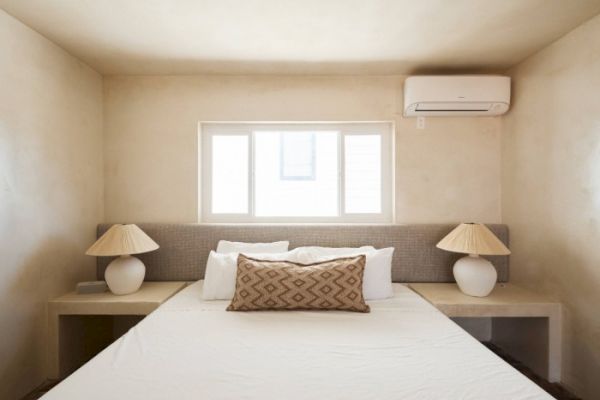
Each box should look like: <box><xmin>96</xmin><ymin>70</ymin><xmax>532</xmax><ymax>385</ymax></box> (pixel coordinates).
<box><xmin>199</xmin><ymin>122</ymin><xmax>394</xmax><ymax>223</ymax></box>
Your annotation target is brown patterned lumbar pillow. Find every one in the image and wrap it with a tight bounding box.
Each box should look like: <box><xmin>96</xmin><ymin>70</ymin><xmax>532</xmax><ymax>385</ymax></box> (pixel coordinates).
<box><xmin>227</xmin><ymin>254</ymin><xmax>370</xmax><ymax>313</ymax></box>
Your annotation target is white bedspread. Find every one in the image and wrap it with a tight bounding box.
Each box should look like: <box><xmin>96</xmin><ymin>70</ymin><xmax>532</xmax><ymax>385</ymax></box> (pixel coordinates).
<box><xmin>43</xmin><ymin>282</ymin><xmax>554</xmax><ymax>400</ymax></box>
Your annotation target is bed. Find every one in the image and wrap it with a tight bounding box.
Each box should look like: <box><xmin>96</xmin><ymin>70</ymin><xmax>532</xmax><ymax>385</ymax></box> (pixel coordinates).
<box><xmin>43</xmin><ymin>224</ymin><xmax>554</xmax><ymax>399</ymax></box>
<box><xmin>43</xmin><ymin>280</ymin><xmax>553</xmax><ymax>399</ymax></box>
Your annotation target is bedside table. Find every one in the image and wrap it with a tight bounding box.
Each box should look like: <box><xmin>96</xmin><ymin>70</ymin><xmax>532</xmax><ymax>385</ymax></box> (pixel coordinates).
<box><xmin>48</xmin><ymin>281</ymin><xmax>186</xmax><ymax>379</ymax></box>
<box><xmin>409</xmin><ymin>283</ymin><xmax>562</xmax><ymax>383</ymax></box>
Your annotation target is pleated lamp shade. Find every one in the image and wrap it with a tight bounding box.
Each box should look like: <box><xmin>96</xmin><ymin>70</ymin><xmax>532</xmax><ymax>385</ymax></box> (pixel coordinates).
<box><xmin>436</xmin><ymin>223</ymin><xmax>510</xmax><ymax>256</ymax></box>
<box><xmin>86</xmin><ymin>224</ymin><xmax>159</xmax><ymax>256</ymax></box>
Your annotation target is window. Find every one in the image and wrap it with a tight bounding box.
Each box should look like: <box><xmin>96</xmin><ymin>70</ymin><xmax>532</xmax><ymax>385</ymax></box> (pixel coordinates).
<box><xmin>200</xmin><ymin>122</ymin><xmax>393</xmax><ymax>223</ymax></box>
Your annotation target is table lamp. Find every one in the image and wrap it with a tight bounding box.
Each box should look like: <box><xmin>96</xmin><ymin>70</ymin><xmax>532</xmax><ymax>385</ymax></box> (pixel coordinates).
<box><xmin>86</xmin><ymin>224</ymin><xmax>159</xmax><ymax>295</ymax></box>
<box><xmin>436</xmin><ymin>223</ymin><xmax>510</xmax><ymax>297</ymax></box>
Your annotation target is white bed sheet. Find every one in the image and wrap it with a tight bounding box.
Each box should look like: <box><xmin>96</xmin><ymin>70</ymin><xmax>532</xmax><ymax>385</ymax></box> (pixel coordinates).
<box><xmin>43</xmin><ymin>282</ymin><xmax>554</xmax><ymax>400</ymax></box>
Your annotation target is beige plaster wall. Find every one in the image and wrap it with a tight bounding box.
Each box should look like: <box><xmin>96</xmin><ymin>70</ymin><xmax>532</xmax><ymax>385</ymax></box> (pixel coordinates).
<box><xmin>103</xmin><ymin>75</ymin><xmax>502</xmax><ymax>224</ymax></box>
<box><xmin>0</xmin><ymin>10</ymin><xmax>103</xmax><ymax>399</ymax></box>
<box><xmin>502</xmin><ymin>13</ymin><xmax>600</xmax><ymax>399</ymax></box>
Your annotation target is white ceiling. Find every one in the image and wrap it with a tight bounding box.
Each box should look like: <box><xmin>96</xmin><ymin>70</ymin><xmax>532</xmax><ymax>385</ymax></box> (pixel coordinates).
<box><xmin>2</xmin><ymin>0</ymin><xmax>600</xmax><ymax>75</ymax></box>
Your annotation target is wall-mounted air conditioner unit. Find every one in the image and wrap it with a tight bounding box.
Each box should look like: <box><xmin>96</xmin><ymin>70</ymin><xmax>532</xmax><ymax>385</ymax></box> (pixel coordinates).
<box><xmin>404</xmin><ymin>75</ymin><xmax>511</xmax><ymax>117</ymax></box>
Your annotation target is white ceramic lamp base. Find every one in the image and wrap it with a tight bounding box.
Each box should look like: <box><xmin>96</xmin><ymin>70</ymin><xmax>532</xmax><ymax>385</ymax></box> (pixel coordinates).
<box><xmin>105</xmin><ymin>255</ymin><xmax>145</xmax><ymax>295</ymax></box>
<box><xmin>453</xmin><ymin>254</ymin><xmax>497</xmax><ymax>297</ymax></box>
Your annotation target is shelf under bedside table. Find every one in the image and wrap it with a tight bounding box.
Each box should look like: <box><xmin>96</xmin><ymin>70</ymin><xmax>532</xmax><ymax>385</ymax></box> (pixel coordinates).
<box><xmin>409</xmin><ymin>283</ymin><xmax>562</xmax><ymax>383</ymax></box>
<box><xmin>48</xmin><ymin>281</ymin><xmax>187</xmax><ymax>379</ymax></box>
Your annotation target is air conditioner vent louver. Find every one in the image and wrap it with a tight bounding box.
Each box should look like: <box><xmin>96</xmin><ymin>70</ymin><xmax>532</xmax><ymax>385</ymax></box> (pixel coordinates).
<box><xmin>416</xmin><ymin>109</ymin><xmax>489</xmax><ymax>112</ymax></box>
<box><xmin>404</xmin><ymin>76</ymin><xmax>511</xmax><ymax>117</ymax></box>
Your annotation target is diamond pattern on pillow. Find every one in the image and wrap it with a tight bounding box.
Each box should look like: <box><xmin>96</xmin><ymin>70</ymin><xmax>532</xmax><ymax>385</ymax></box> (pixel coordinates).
<box><xmin>227</xmin><ymin>254</ymin><xmax>370</xmax><ymax>313</ymax></box>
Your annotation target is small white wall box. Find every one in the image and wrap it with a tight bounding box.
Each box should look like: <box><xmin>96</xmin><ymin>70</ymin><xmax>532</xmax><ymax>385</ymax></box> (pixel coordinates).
<box><xmin>404</xmin><ymin>75</ymin><xmax>511</xmax><ymax>117</ymax></box>
<box><xmin>76</xmin><ymin>281</ymin><xmax>108</xmax><ymax>294</ymax></box>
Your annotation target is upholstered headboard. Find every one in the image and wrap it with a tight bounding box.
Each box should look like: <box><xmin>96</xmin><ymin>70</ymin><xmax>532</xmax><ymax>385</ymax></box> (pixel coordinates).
<box><xmin>96</xmin><ymin>224</ymin><xmax>509</xmax><ymax>283</ymax></box>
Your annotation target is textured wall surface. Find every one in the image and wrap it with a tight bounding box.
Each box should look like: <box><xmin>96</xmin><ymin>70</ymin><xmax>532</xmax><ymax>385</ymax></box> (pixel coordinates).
<box><xmin>95</xmin><ymin>223</ymin><xmax>510</xmax><ymax>282</ymax></box>
<box><xmin>0</xmin><ymin>10</ymin><xmax>104</xmax><ymax>399</ymax></box>
<box><xmin>103</xmin><ymin>75</ymin><xmax>502</xmax><ymax>224</ymax></box>
<box><xmin>502</xmin><ymin>13</ymin><xmax>600</xmax><ymax>399</ymax></box>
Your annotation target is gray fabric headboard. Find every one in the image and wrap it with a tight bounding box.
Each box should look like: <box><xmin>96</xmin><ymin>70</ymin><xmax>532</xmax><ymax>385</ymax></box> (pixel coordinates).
<box><xmin>96</xmin><ymin>224</ymin><xmax>509</xmax><ymax>282</ymax></box>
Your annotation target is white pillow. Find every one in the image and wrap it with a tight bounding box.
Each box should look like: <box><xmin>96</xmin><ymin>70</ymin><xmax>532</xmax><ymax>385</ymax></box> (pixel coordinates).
<box><xmin>216</xmin><ymin>240</ymin><xmax>289</xmax><ymax>254</ymax></box>
<box><xmin>302</xmin><ymin>247</ymin><xmax>395</xmax><ymax>301</ymax></box>
<box><xmin>362</xmin><ymin>247</ymin><xmax>394</xmax><ymax>300</ymax></box>
<box><xmin>202</xmin><ymin>252</ymin><xmax>238</xmax><ymax>300</ymax></box>
<box><xmin>202</xmin><ymin>249</ymin><xmax>305</xmax><ymax>300</ymax></box>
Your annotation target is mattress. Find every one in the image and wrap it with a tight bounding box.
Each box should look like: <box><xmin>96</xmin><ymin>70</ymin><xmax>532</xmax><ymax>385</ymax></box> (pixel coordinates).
<box><xmin>43</xmin><ymin>282</ymin><xmax>554</xmax><ymax>400</ymax></box>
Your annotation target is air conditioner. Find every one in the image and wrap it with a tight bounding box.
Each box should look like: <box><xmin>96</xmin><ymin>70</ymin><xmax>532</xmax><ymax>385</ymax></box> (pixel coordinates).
<box><xmin>403</xmin><ymin>75</ymin><xmax>511</xmax><ymax>117</ymax></box>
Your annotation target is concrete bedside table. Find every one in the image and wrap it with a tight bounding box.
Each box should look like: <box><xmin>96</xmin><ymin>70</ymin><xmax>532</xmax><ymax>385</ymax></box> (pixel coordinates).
<box><xmin>48</xmin><ymin>281</ymin><xmax>186</xmax><ymax>379</ymax></box>
<box><xmin>409</xmin><ymin>283</ymin><xmax>562</xmax><ymax>383</ymax></box>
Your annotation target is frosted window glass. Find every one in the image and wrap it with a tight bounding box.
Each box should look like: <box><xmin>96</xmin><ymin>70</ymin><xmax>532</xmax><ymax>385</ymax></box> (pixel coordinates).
<box><xmin>255</xmin><ymin>131</ymin><xmax>338</xmax><ymax>217</ymax></box>
<box><xmin>345</xmin><ymin>135</ymin><xmax>381</xmax><ymax>213</ymax></box>
<box><xmin>211</xmin><ymin>135</ymin><xmax>248</xmax><ymax>213</ymax></box>
<box><xmin>280</xmin><ymin>132</ymin><xmax>315</xmax><ymax>180</ymax></box>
